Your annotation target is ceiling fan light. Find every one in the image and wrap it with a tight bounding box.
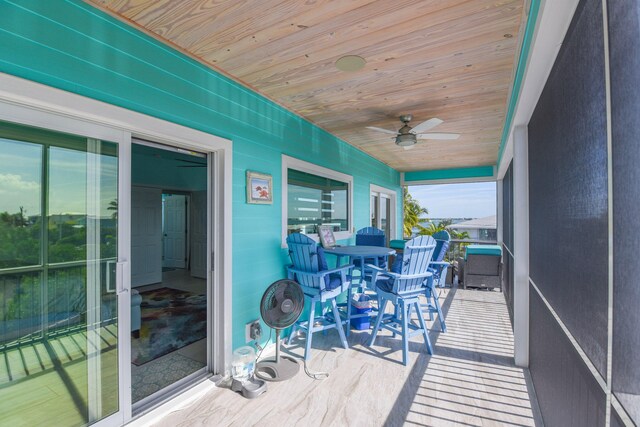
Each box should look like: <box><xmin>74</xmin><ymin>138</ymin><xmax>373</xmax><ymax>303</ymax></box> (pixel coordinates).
<box><xmin>395</xmin><ymin>133</ymin><xmax>416</xmax><ymax>147</ymax></box>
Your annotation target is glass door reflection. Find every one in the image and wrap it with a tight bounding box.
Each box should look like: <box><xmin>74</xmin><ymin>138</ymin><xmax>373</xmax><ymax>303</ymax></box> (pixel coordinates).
<box><xmin>0</xmin><ymin>122</ymin><xmax>119</xmax><ymax>426</ymax></box>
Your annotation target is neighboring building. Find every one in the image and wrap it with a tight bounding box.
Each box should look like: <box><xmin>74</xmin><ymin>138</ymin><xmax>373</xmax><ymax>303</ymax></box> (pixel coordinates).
<box><xmin>446</xmin><ymin>215</ymin><xmax>497</xmax><ymax>242</ymax></box>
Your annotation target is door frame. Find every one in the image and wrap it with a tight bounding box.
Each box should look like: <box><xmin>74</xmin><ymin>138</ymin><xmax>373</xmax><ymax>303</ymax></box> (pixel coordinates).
<box><xmin>0</xmin><ymin>73</ymin><xmax>233</xmax><ymax>426</ymax></box>
<box><xmin>370</xmin><ymin>183</ymin><xmax>398</xmax><ymax>241</ymax></box>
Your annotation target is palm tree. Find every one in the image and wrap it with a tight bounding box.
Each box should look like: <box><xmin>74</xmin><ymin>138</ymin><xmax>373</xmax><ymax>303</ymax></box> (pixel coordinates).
<box><xmin>403</xmin><ymin>188</ymin><xmax>428</xmax><ymax>238</ymax></box>
<box><xmin>418</xmin><ymin>218</ymin><xmax>470</xmax><ymax>240</ymax></box>
<box><xmin>107</xmin><ymin>200</ymin><xmax>118</xmax><ymax>220</ymax></box>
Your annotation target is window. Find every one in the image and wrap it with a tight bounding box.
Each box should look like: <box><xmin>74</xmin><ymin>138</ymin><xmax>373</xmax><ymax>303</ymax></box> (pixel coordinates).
<box><xmin>282</xmin><ymin>155</ymin><xmax>352</xmax><ymax>243</ymax></box>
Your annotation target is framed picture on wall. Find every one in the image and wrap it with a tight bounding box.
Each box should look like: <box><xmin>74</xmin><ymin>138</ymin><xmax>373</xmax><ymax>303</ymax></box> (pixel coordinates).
<box><xmin>246</xmin><ymin>170</ymin><xmax>273</xmax><ymax>204</ymax></box>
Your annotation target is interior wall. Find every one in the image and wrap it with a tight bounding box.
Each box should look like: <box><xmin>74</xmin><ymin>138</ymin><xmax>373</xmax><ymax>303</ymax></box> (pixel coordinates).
<box><xmin>132</xmin><ymin>144</ymin><xmax>207</xmax><ymax>192</ymax></box>
<box><xmin>527</xmin><ymin>0</ymin><xmax>639</xmax><ymax>424</ymax></box>
<box><xmin>0</xmin><ymin>1</ymin><xmax>401</xmax><ymax>350</ymax></box>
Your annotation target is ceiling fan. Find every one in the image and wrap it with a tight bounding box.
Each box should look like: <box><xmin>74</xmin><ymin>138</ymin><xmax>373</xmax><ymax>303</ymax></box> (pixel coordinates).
<box><xmin>366</xmin><ymin>114</ymin><xmax>460</xmax><ymax>150</ymax></box>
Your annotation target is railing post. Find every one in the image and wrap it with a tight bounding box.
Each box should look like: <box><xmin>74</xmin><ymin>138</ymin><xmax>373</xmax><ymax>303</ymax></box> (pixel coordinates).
<box><xmin>513</xmin><ymin>125</ymin><xmax>529</xmax><ymax>367</ymax></box>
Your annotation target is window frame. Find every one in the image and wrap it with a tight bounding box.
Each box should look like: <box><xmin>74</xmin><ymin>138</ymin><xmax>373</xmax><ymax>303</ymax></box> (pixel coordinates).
<box><xmin>282</xmin><ymin>155</ymin><xmax>353</xmax><ymax>246</ymax></box>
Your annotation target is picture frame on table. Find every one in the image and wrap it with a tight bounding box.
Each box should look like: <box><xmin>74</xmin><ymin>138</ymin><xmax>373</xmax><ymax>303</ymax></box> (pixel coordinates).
<box><xmin>318</xmin><ymin>225</ymin><xmax>337</xmax><ymax>248</ymax></box>
<box><xmin>246</xmin><ymin>171</ymin><xmax>273</xmax><ymax>204</ymax></box>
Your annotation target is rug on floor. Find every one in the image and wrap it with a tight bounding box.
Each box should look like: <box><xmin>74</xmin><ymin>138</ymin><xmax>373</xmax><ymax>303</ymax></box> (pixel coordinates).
<box><xmin>132</xmin><ymin>350</ymin><xmax>205</xmax><ymax>402</ymax></box>
<box><xmin>132</xmin><ymin>287</ymin><xmax>206</xmax><ymax>365</ymax></box>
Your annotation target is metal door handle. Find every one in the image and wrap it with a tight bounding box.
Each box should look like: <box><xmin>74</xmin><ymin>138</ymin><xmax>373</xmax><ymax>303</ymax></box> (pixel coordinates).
<box><xmin>116</xmin><ymin>261</ymin><xmax>129</xmax><ymax>295</ymax></box>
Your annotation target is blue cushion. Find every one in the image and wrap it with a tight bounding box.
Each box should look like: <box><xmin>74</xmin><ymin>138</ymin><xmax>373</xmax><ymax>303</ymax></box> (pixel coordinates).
<box><xmin>376</xmin><ymin>278</ymin><xmax>395</xmax><ymax>293</ymax></box>
<box><xmin>389</xmin><ymin>239</ymin><xmax>407</xmax><ymax>250</ymax></box>
<box><xmin>325</xmin><ymin>273</ymin><xmax>342</xmax><ymax>290</ymax></box>
<box><xmin>464</xmin><ymin>244</ymin><xmax>502</xmax><ymax>260</ymax></box>
<box><xmin>391</xmin><ymin>254</ymin><xmax>404</xmax><ymax>273</ymax></box>
<box><xmin>317</xmin><ymin>245</ymin><xmax>329</xmax><ymax>270</ymax></box>
<box><xmin>317</xmin><ymin>246</ymin><xmax>341</xmax><ymax>289</ymax></box>
<box><xmin>356</xmin><ymin>234</ymin><xmax>385</xmax><ymax>247</ymax></box>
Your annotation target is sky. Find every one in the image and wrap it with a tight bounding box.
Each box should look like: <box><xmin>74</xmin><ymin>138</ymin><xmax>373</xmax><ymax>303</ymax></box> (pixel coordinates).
<box><xmin>0</xmin><ymin>138</ymin><xmax>118</xmax><ymax>217</ymax></box>
<box><xmin>408</xmin><ymin>181</ymin><xmax>497</xmax><ymax>219</ymax></box>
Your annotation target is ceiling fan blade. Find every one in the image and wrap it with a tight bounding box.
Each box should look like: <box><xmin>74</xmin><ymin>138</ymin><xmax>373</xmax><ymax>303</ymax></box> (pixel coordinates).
<box><xmin>410</xmin><ymin>118</ymin><xmax>443</xmax><ymax>134</ymax></box>
<box><xmin>366</xmin><ymin>126</ymin><xmax>398</xmax><ymax>135</ymax></box>
<box><xmin>416</xmin><ymin>133</ymin><xmax>460</xmax><ymax>140</ymax></box>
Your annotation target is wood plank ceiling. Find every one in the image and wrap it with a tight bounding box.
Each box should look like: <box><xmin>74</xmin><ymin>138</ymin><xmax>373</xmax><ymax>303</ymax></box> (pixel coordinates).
<box><xmin>88</xmin><ymin>0</ymin><xmax>527</xmax><ymax>172</ymax></box>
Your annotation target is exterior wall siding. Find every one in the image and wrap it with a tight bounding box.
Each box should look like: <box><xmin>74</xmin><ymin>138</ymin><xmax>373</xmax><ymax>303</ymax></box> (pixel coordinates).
<box><xmin>0</xmin><ymin>0</ymin><xmax>401</xmax><ymax>349</ymax></box>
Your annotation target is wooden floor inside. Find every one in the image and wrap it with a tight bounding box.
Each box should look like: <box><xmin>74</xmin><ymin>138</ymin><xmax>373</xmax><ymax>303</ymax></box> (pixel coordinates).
<box><xmin>154</xmin><ymin>286</ymin><xmax>543</xmax><ymax>427</ymax></box>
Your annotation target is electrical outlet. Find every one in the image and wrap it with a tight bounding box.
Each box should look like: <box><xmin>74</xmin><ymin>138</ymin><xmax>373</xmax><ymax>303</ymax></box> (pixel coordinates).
<box><xmin>250</xmin><ymin>321</ymin><xmax>262</xmax><ymax>341</ymax></box>
<box><xmin>245</xmin><ymin>319</ymin><xmax>261</xmax><ymax>343</ymax></box>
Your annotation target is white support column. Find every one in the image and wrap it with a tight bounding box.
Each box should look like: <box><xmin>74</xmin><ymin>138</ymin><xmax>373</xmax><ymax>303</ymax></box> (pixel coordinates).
<box><xmin>496</xmin><ymin>180</ymin><xmax>504</xmax><ymax>245</ymax></box>
<box><xmin>513</xmin><ymin>125</ymin><xmax>530</xmax><ymax>367</ymax></box>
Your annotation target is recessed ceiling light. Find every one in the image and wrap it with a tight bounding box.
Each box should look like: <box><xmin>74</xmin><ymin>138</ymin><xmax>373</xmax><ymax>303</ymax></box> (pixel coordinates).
<box><xmin>335</xmin><ymin>55</ymin><xmax>366</xmax><ymax>72</ymax></box>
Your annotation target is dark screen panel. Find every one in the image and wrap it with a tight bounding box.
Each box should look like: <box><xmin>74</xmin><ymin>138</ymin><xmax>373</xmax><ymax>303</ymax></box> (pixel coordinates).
<box><xmin>608</xmin><ymin>0</ymin><xmax>640</xmax><ymax>422</ymax></box>
<box><xmin>503</xmin><ymin>251</ymin><xmax>514</xmax><ymax>326</ymax></box>
<box><xmin>529</xmin><ymin>287</ymin><xmax>606</xmax><ymax>427</ymax></box>
<box><xmin>502</xmin><ymin>161</ymin><xmax>513</xmax><ymax>251</ymax></box>
<box><xmin>528</xmin><ymin>0</ymin><xmax>608</xmax><ymax>377</ymax></box>
<box><xmin>610</xmin><ymin>406</ymin><xmax>626</xmax><ymax>427</ymax></box>
<box><xmin>502</xmin><ymin>161</ymin><xmax>514</xmax><ymax>326</ymax></box>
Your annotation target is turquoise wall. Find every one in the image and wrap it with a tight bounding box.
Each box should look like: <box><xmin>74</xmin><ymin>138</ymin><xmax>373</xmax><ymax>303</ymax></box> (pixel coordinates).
<box><xmin>0</xmin><ymin>0</ymin><xmax>401</xmax><ymax>349</ymax></box>
<box><xmin>404</xmin><ymin>166</ymin><xmax>495</xmax><ymax>183</ymax></box>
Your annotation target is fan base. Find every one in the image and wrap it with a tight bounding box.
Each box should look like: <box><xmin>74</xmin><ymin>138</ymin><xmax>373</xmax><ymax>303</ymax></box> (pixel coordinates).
<box><xmin>255</xmin><ymin>356</ymin><xmax>300</xmax><ymax>382</ymax></box>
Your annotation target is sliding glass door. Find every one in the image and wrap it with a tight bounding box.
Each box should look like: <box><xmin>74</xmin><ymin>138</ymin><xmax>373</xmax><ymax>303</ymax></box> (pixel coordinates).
<box><xmin>0</xmin><ymin>122</ymin><xmax>121</xmax><ymax>426</ymax></box>
<box><xmin>370</xmin><ymin>185</ymin><xmax>396</xmax><ymax>245</ymax></box>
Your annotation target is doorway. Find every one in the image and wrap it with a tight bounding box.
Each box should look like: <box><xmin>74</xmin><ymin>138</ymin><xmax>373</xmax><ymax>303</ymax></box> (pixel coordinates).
<box><xmin>0</xmin><ymin>75</ymin><xmax>232</xmax><ymax>427</ymax></box>
<box><xmin>129</xmin><ymin>141</ymin><xmax>209</xmax><ymax>406</ymax></box>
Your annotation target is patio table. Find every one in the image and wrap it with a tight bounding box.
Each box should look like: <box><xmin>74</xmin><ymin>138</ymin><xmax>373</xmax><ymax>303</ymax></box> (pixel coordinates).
<box><xmin>324</xmin><ymin>245</ymin><xmax>396</xmax><ymax>288</ymax></box>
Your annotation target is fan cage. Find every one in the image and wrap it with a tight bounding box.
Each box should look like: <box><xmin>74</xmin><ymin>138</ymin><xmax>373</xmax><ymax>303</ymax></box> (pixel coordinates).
<box><xmin>260</xmin><ymin>279</ymin><xmax>304</xmax><ymax>329</ymax></box>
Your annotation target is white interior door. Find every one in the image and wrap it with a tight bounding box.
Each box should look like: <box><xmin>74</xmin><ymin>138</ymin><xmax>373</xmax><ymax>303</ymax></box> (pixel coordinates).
<box><xmin>163</xmin><ymin>194</ymin><xmax>187</xmax><ymax>269</ymax></box>
<box><xmin>131</xmin><ymin>186</ymin><xmax>162</xmax><ymax>286</ymax></box>
<box><xmin>190</xmin><ymin>191</ymin><xmax>207</xmax><ymax>279</ymax></box>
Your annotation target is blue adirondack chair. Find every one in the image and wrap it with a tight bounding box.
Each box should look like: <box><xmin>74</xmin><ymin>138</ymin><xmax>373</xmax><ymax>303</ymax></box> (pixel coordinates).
<box><xmin>355</xmin><ymin>227</ymin><xmax>387</xmax><ymax>262</ymax></box>
<box><xmin>368</xmin><ymin>235</ymin><xmax>436</xmax><ymax>366</ymax></box>
<box><xmin>429</xmin><ymin>230</ymin><xmax>451</xmax><ymax>288</ymax></box>
<box><xmin>422</xmin><ymin>230</ymin><xmax>450</xmax><ymax>332</ymax></box>
<box><xmin>353</xmin><ymin>226</ymin><xmax>387</xmax><ymax>285</ymax></box>
<box><xmin>285</xmin><ymin>233</ymin><xmax>354</xmax><ymax>360</ymax></box>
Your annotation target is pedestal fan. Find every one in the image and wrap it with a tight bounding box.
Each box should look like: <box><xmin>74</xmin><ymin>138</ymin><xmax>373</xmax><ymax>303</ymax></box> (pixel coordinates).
<box><xmin>255</xmin><ymin>279</ymin><xmax>304</xmax><ymax>382</ymax></box>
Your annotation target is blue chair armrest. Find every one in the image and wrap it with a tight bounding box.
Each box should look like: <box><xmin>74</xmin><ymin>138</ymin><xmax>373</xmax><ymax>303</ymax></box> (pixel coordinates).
<box><xmin>429</xmin><ymin>261</ymin><xmax>450</xmax><ymax>267</ymax></box>
<box><xmin>365</xmin><ymin>263</ymin><xmax>393</xmax><ymax>284</ymax></box>
<box><xmin>287</xmin><ymin>264</ymin><xmax>354</xmax><ymax>291</ymax></box>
